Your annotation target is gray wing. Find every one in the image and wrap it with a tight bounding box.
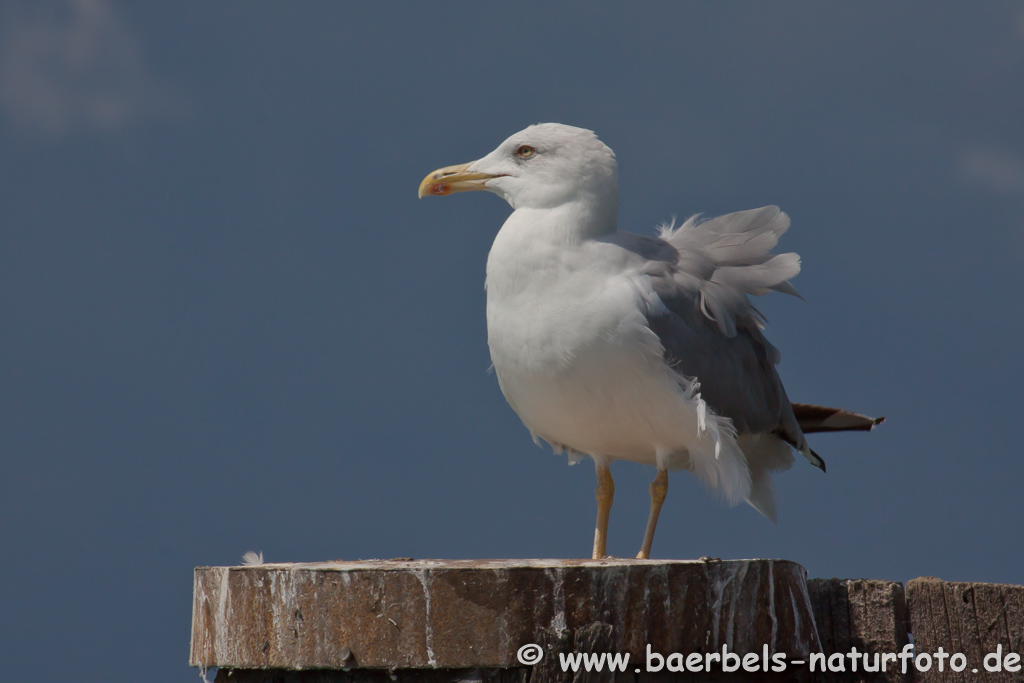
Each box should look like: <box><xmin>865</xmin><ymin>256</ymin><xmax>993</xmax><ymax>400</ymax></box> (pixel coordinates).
<box><xmin>616</xmin><ymin>206</ymin><xmax>820</xmax><ymax>467</ymax></box>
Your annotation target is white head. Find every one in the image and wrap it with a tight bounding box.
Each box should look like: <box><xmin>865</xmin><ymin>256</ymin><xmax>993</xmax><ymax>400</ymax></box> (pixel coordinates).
<box><xmin>419</xmin><ymin>123</ymin><xmax>619</xmax><ymax>219</ymax></box>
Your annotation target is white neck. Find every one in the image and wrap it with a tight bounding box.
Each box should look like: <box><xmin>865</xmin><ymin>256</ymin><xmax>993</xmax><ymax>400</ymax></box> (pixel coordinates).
<box><xmin>508</xmin><ymin>195</ymin><xmax>619</xmax><ymax>244</ymax></box>
<box><xmin>484</xmin><ymin>199</ymin><xmax>618</xmax><ymax>306</ymax></box>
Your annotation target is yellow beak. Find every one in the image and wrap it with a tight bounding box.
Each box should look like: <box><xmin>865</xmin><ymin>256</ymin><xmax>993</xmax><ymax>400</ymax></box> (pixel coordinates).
<box><xmin>417</xmin><ymin>162</ymin><xmax>500</xmax><ymax>198</ymax></box>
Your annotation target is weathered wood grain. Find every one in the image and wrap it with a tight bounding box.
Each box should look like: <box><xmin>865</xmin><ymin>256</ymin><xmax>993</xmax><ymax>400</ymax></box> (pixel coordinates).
<box><xmin>806</xmin><ymin>578</ymin><xmax>910</xmax><ymax>682</ymax></box>
<box><xmin>197</xmin><ymin>567</ymin><xmax>1024</xmax><ymax>682</ymax></box>
<box><xmin>191</xmin><ymin>559</ymin><xmax>819</xmax><ymax>672</ymax></box>
<box><xmin>906</xmin><ymin>578</ymin><xmax>1024</xmax><ymax>683</ymax></box>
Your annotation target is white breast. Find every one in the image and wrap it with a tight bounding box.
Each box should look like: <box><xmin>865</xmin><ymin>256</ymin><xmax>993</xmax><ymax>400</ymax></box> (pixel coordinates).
<box><xmin>484</xmin><ymin>210</ymin><xmax>693</xmax><ymax>465</ymax></box>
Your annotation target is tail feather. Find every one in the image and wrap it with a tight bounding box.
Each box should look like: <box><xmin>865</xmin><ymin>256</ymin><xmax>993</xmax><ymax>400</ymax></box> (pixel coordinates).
<box><xmin>792</xmin><ymin>403</ymin><xmax>885</xmax><ymax>434</ymax></box>
<box><xmin>776</xmin><ymin>403</ymin><xmax>884</xmax><ymax>473</ymax></box>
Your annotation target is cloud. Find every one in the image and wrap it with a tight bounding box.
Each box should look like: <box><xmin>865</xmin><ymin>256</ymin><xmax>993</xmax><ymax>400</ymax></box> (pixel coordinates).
<box><xmin>960</xmin><ymin>146</ymin><xmax>1024</xmax><ymax>196</ymax></box>
<box><xmin>0</xmin><ymin>0</ymin><xmax>179</xmax><ymax>139</ymax></box>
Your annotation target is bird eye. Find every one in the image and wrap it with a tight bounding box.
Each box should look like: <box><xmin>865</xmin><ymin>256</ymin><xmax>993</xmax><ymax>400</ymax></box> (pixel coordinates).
<box><xmin>516</xmin><ymin>145</ymin><xmax>536</xmax><ymax>159</ymax></box>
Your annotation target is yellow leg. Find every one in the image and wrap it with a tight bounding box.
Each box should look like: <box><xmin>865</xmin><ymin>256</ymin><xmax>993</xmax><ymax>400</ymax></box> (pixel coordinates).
<box><xmin>592</xmin><ymin>464</ymin><xmax>614</xmax><ymax>559</ymax></box>
<box><xmin>637</xmin><ymin>469</ymin><xmax>668</xmax><ymax>559</ymax></box>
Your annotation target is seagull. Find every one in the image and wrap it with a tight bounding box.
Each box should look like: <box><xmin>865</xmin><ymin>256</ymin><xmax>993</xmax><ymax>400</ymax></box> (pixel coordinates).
<box><xmin>418</xmin><ymin>123</ymin><xmax>882</xmax><ymax>559</ymax></box>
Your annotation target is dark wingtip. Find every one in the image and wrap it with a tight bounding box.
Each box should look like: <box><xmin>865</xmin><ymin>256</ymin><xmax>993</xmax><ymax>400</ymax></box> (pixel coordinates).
<box><xmin>811</xmin><ymin>448</ymin><xmax>826</xmax><ymax>473</ymax></box>
<box><xmin>870</xmin><ymin>416</ymin><xmax>886</xmax><ymax>429</ymax></box>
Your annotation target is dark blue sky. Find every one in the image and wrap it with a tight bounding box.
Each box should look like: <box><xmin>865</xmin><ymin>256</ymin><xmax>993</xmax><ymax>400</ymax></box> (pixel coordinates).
<box><xmin>1</xmin><ymin>2</ymin><xmax>1022</xmax><ymax>681</ymax></box>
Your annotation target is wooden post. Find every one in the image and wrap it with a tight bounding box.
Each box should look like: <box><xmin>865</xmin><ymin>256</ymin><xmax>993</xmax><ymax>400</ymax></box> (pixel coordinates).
<box><xmin>806</xmin><ymin>578</ymin><xmax>910</xmax><ymax>683</ymax></box>
<box><xmin>191</xmin><ymin>558</ymin><xmax>818</xmax><ymax>680</ymax></box>
<box><xmin>906</xmin><ymin>578</ymin><xmax>1024</xmax><ymax>683</ymax></box>
<box><xmin>190</xmin><ymin>560</ymin><xmax>1024</xmax><ymax>682</ymax></box>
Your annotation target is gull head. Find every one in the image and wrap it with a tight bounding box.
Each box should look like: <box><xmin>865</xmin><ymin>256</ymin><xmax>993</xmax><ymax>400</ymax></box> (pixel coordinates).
<box><xmin>418</xmin><ymin>123</ymin><xmax>619</xmax><ymax>213</ymax></box>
